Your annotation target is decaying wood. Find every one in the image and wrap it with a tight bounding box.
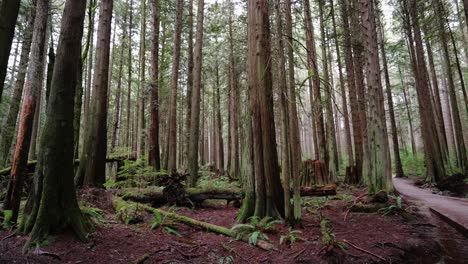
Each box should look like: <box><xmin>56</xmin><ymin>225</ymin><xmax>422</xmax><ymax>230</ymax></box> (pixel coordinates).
<box><xmin>119</xmin><ymin>185</ymin><xmax>336</xmax><ymax>206</ymax></box>
<box><xmin>301</xmin><ymin>160</ymin><xmax>330</xmax><ymax>186</ymax></box>
<box><xmin>113</xmin><ymin>197</ymin><xmax>274</xmax><ymax>250</ymax></box>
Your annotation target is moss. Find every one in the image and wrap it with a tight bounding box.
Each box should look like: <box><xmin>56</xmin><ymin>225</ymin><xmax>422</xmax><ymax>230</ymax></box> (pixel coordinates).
<box><xmin>2</xmin><ymin>210</ymin><xmax>13</xmax><ymax>228</ymax></box>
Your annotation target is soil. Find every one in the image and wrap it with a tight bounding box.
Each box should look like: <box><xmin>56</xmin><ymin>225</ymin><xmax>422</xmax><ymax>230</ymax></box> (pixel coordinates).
<box><xmin>0</xmin><ymin>186</ymin><xmax>455</xmax><ymax>264</ymax></box>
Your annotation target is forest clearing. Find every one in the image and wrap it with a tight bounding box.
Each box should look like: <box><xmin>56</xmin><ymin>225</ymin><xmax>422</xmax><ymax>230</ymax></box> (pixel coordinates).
<box><xmin>0</xmin><ymin>0</ymin><xmax>467</xmax><ymax>263</ymax></box>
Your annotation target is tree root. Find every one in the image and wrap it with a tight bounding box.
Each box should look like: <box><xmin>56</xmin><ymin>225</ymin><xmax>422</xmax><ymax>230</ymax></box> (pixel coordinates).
<box><xmin>343</xmin><ymin>239</ymin><xmax>385</xmax><ymax>261</ymax></box>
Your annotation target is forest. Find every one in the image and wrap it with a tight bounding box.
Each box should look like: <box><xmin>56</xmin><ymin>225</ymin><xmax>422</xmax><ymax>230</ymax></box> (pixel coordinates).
<box><xmin>0</xmin><ymin>0</ymin><xmax>467</xmax><ymax>263</ymax></box>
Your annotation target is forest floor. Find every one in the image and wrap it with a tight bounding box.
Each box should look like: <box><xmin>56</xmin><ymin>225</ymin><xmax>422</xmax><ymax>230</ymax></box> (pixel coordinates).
<box><xmin>0</xmin><ymin>185</ymin><xmax>465</xmax><ymax>264</ymax></box>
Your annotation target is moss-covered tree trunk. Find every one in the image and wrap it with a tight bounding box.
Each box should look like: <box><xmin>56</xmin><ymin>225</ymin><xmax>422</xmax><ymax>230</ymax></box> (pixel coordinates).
<box><xmin>0</xmin><ymin>0</ymin><xmax>21</xmax><ymax>102</ymax></box>
<box><xmin>75</xmin><ymin>0</ymin><xmax>113</xmax><ymax>188</ymax></box>
<box><xmin>3</xmin><ymin>0</ymin><xmax>49</xmax><ymax>224</ymax></box>
<box><xmin>19</xmin><ymin>0</ymin><xmax>88</xmax><ymax>248</ymax></box>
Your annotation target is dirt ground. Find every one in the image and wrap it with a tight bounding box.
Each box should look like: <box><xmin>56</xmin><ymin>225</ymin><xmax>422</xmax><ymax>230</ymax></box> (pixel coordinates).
<box><xmin>0</xmin><ymin>186</ymin><xmax>453</xmax><ymax>264</ymax></box>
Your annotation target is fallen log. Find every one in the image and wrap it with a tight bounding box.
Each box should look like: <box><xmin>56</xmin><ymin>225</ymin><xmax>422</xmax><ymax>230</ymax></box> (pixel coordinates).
<box><xmin>112</xmin><ymin>197</ymin><xmax>274</xmax><ymax>250</ymax></box>
<box><xmin>119</xmin><ymin>187</ymin><xmax>243</xmax><ymax>207</ymax></box>
<box><xmin>118</xmin><ymin>185</ymin><xmax>336</xmax><ymax>206</ymax></box>
<box><xmin>0</xmin><ymin>155</ymin><xmax>133</xmax><ymax>176</ymax></box>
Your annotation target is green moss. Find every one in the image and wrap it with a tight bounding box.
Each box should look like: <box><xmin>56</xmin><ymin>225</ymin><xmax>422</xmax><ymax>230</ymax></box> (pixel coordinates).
<box><xmin>2</xmin><ymin>210</ymin><xmax>13</xmax><ymax>228</ymax></box>
<box><xmin>80</xmin><ymin>203</ymin><xmax>106</xmax><ymax>228</ymax></box>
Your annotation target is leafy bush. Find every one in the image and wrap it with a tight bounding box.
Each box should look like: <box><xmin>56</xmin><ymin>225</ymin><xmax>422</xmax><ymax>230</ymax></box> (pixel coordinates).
<box><xmin>280</xmin><ymin>227</ymin><xmax>304</xmax><ymax>245</ymax></box>
<box><xmin>115</xmin><ymin>158</ymin><xmax>168</xmax><ymax>188</ymax></box>
<box><xmin>80</xmin><ymin>203</ymin><xmax>106</xmax><ymax>227</ymax></box>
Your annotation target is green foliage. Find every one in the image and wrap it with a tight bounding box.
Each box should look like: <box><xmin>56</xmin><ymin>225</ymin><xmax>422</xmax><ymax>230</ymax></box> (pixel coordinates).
<box><xmin>113</xmin><ymin>198</ymin><xmax>144</xmax><ymax>224</ymax></box>
<box><xmin>319</xmin><ymin>217</ymin><xmax>344</xmax><ymax>253</ymax></box>
<box><xmin>196</xmin><ymin>172</ymin><xmax>239</xmax><ymax>190</ymax></box>
<box><xmin>280</xmin><ymin>227</ymin><xmax>304</xmax><ymax>245</ymax></box>
<box><xmin>230</xmin><ymin>216</ymin><xmax>281</xmax><ymax>246</ymax></box>
<box><xmin>150</xmin><ymin>209</ymin><xmax>181</xmax><ymax>237</ymax></box>
<box><xmin>1</xmin><ymin>210</ymin><xmax>13</xmax><ymax>228</ymax></box>
<box><xmin>400</xmin><ymin>153</ymin><xmax>426</xmax><ymax>177</ymax></box>
<box><xmin>218</xmin><ymin>255</ymin><xmax>235</xmax><ymax>264</ymax></box>
<box><xmin>109</xmin><ymin>158</ymin><xmax>168</xmax><ymax>189</ymax></box>
<box><xmin>305</xmin><ymin>197</ymin><xmax>328</xmax><ymax>213</ymax></box>
<box><xmin>80</xmin><ymin>203</ymin><xmax>106</xmax><ymax>227</ymax></box>
<box><xmin>379</xmin><ymin>196</ymin><xmax>403</xmax><ymax>216</ymax></box>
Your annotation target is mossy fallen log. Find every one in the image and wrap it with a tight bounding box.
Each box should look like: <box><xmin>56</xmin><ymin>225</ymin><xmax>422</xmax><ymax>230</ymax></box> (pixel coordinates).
<box><xmin>118</xmin><ymin>185</ymin><xmax>336</xmax><ymax>207</ymax></box>
<box><xmin>0</xmin><ymin>155</ymin><xmax>133</xmax><ymax>176</ymax></box>
<box><xmin>119</xmin><ymin>187</ymin><xmax>243</xmax><ymax>207</ymax></box>
<box><xmin>112</xmin><ymin>197</ymin><xmax>274</xmax><ymax>250</ymax></box>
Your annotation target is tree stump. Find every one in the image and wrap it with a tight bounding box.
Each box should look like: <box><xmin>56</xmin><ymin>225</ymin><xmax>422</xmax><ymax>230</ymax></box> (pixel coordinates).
<box><xmin>300</xmin><ymin>159</ymin><xmax>329</xmax><ymax>186</ymax></box>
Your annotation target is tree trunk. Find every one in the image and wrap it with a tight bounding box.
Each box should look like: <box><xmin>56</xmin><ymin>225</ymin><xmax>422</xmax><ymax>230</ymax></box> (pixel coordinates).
<box><xmin>75</xmin><ymin>0</ymin><xmax>113</xmax><ymax>188</ymax></box>
<box><xmin>126</xmin><ymin>0</ymin><xmax>133</xmax><ymax>151</ymax></box>
<box><xmin>228</xmin><ymin>5</ymin><xmax>239</xmax><ymax>180</ymax></box>
<box><xmin>184</xmin><ymin>0</ymin><xmax>194</xmax><ymax>170</ymax></box>
<box><xmin>0</xmin><ymin>3</ymin><xmax>36</xmax><ymax>168</ymax></box>
<box><xmin>83</xmin><ymin>1</ymin><xmax>96</xmax><ymax>147</ymax></box>
<box><xmin>433</xmin><ymin>0</ymin><xmax>467</xmax><ymax>175</ymax></box>
<box><xmin>19</xmin><ymin>0</ymin><xmax>88</xmax><ymax>248</ymax></box>
<box><xmin>215</xmin><ymin>59</ymin><xmax>224</xmax><ymax>174</ymax></box>
<box><xmin>360</xmin><ymin>0</ymin><xmax>392</xmax><ymax>192</ymax></box>
<box><xmin>247</xmin><ymin>0</ymin><xmax>283</xmax><ymax>219</ymax></box>
<box><xmin>149</xmin><ymin>0</ymin><xmax>161</xmax><ymax>170</ymax></box>
<box><xmin>304</xmin><ymin>0</ymin><xmax>327</xmax><ymax>164</ymax></box>
<box><xmin>136</xmin><ymin>0</ymin><xmax>147</xmax><ymax>159</ymax></box>
<box><xmin>167</xmin><ymin>0</ymin><xmax>184</xmax><ymax>173</ymax></box>
<box><xmin>188</xmin><ymin>0</ymin><xmax>205</xmax><ymax>186</ymax></box>
<box><xmin>331</xmin><ymin>0</ymin><xmax>353</xmax><ymax>167</ymax></box>
<box><xmin>377</xmin><ymin>9</ymin><xmax>404</xmax><ymax>178</ymax></box>
<box><xmin>399</xmin><ymin>67</ymin><xmax>416</xmax><ymax>156</ymax></box>
<box><xmin>3</xmin><ymin>0</ymin><xmax>49</xmax><ymax>224</ymax></box>
<box><xmin>0</xmin><ymin>0</ymin><xmax>21</xmax><ymax>102</ymax></box>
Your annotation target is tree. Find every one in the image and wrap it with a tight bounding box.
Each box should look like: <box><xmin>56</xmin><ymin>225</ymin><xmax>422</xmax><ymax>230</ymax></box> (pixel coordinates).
<box><xmin>75</xmin><ymin>0</ymin><xmax>114</xmax><ymax>187</ymax></box>
<box><xmin>149</xmin><ymin>0</ymin><xmax>161</xmax><ymax>170</ymax></box>
<box><xmin>0</xmin><ymin>0</ymin><xmax>21</xmax><ymax>102</ymax></box>
<box><xmin>3</xmin><ymin>0</ymin><xmax>49</xmax><ymax>224</ymax></box>
<box><xmin>376</xmin><ymin>6</ymin><xmax>404</xmax><ymax>178</ymax></box>
<box><xmin>167</xmin><ymin>0</ymin><xmax>184</xmax><ymax>173</ymax></box>
<box><xmin>244</xmin><ymin>0</ymin><xmax>283</xmax><ymax>219</ymax></box>
<box><xmin>188</xmin><ymin>0</ymin><xmax>205</xmax><ymax>186</ymax></box>
<box><xmin>136</xmin><ymin>0</ymin><xmax>147</xmax><ymax>158</ymax></box>
<box><xmin>228</xmin><ymin>2</ymin><xmax>239</xmax><ymax>180</ymax></box>
<box><xmin>19</xmin><ymin>0</ymin><xmax>88</xmax><ymax>247</ymax></box>
<box><xmin>359</xmin><ymin>0</ymin><xmax>392</xmax><ymax>192</ymax></box>
<box><xmin>0</xmin><ymin>1</ymin><xmax>37</xmax><ymax>168</ymax></box>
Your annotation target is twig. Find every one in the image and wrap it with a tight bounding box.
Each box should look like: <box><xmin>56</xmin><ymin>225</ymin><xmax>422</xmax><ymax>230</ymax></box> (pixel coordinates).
<box><xmin>343</xmin><ymin>239</ymin><xmax>385</xmax><ymax>261</ymax></box>
<box><xmin>222</xmin><ymin>243</ymin><xmax>249</xmax><ymax>263</ymax></box>
<box><xmin>343</xmin><ymin>194</ymin><xmax>367</xmax><ymax>221</ymax></box>
<box><xmin>293</xmin><ymin>247</ymin><xmax>308</xmax><ymax>259</ymax></box>
<box><xmin>2</xmin><ymin>231</ymin><xmax>16</xmax><ymax>240</ymax></box>
<box><xmin>174</xmin><ymin>246</ymin><xmax>201</xmax><ymax>259</ymax></box>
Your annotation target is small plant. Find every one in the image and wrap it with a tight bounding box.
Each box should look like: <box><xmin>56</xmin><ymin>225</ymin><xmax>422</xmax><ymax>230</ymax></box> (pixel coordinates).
<box><xmin>380</xmin><ymin>196</ymin><xmax>403</xmax><ymax>216</ymax></box>
<box><xmin>1</xmin><ymin>210</ymin><xmax>13</xmax><ymax>228</ymax></box>
<box><xmin>218</xmin><ymin>255</ymin><xmax>235</xmax><ymax>264</ymax></box>
<box><xmin>305</xmin><ymin>196</ymin><xmax>328</xmax><ymax>214</ymax></box>
<box><xmin>230</xmin><ymin>216</ymin><xmax>281</xmax><ymax>246</ymax></box>
<box><xmin>80</xmin><ymin>204</ymin><xmax>106</xmax><ymax>227</ymax></box>
<box><xmin>280</xmin><ymin>227</ymin><xmax>304</xmax><ymax>245</ymax></box>
<box><xmin>151</xmin><ymin>210</ymin><xmax>181</xmax><ymax>237</ymax></box>
<box><xmin>319</xmin><ymin>217</ymin><xmax>344</xmax><ymax>254</ymax></box>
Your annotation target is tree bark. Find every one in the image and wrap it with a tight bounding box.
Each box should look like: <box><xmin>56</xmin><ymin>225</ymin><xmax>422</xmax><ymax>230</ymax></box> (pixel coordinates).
<box><xmin>0</xmin><ymin>3</ymin><xmax>36</xmax><ymax>168</ymax></box>
<box><xmin>167</xmin><ymin>0</ymin><xmax>184</xmax><ymax>173</ymax></box>
<box><xmin>19</xmin><ymin>0</ymin><xmax>88</xmax><ymax>248</ymax></box>
<box><xmin>188</xmin><ymin>0</ymin><xmax>205</xmax><ymax>187</ymax></box>
<box><xmin>149</xmin><ymin>0</ymin><xmax>161</xmax><ymax>170</ymax></box>
<box><xmin>75</xmin><ymin>0</ymin><xmax>113</xmax><ymax>188</ymax></box>
<box><xmin>0</xmin><ymin>0</ymin><xmax>21</xmax><ymax>102</ymax></box>
<box><xmin>3</xmin><ymin>0</ymin><xmax>49</xmax><ymax>224</ymax></box>
<box><xmin>136</xmin><ymin>0</ymin><xmax>147</xmax><ymax>159</ymax></box>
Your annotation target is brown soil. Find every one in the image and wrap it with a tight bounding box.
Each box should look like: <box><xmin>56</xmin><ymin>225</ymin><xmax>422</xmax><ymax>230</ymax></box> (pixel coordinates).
<box><xmin>0</xmin><ymin>187</ymin><xmax>449</xmax><ymax>264</ymax></box>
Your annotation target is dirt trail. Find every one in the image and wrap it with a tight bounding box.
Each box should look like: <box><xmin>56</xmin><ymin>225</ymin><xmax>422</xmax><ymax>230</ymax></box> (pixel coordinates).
<box><xmin>393</xmin><ymin>177</ymin><xmax>468</xmax><ymax>235</ymax></box>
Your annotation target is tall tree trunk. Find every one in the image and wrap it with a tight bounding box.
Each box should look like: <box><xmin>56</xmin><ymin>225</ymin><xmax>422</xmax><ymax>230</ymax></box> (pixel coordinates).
<box><xmin>19</xmin><ymin>0</ymin><xmax>88</xmax><ymax>247</ymax></box>
<box><xmin>304</xmin><ymin>0</ymin><xmax>327</xmax><ymax>164</ymax></box>
<box><xmin>75</xmin><ymin>0</ymin><xmax>113</xmax><ymax>188</ymax></box>
<box><xmin>83</xmin><ymin>0</ymin><xmax>96</xmax><ymax>148</ymax></box>
<box><xmin>433</xmin><ymin>0</ymin><xmax>468</xmax><ymax>175</ymax></box>
<box><xmin>188</xmin><ymin>0</ymin><xmax>205</xmax><ymax>186</ymax></box>
<box><xmin>274</xmin><ymin>0</ymin><xmax>291</xmax><ymax>222</ymax></box>
<box><xmin>246</xmin><ymin>0</ymin><xmax>283</xmax><ymax>219</ymax></box>
<box><xmin>0</xmin><ymin>3</ymin><xmax>36</xmax><ymax>168</ymax></box>
<box><xmin>184</xmin><ymin>0</ymin><xmax>194</xmax><ymax>170</ymax></box>
<box><xmin>136</xmin><ymin>0</ymin><xmax>147</xmax><ymax>158</ymax></box>
<box><xmin>360</xmin><ymin>0</ymin><xmax>392</xmax><ymax>192</ymax></box>
<box><xmin>149</xmin><ymin>0</ymin><xmax>161</xmax><ymax>170</ymax></box>
<box><xmin>228</xmin><ymin>5</ymin><xmax>239</xmax><ymax>180</ymax></box>
<box><xmin>331</xmin><ymin>0</ymin><xmax>353</xmax><ymax>166</ymax></box>
<box><xmin>167</xmin><ymin>0</ymin><xmax>184</xmax><ymax>173</ymax></box>
<box><xmin>0</xmin><ymin>0</ymin><xmax>21</xmax><ymax>102</ymax></box>
<box><xmin>399</xmin><ymin>67</ymin><xmax>417</xmax><ymax>156</ymax></box>
<box><xmin>215</xmin><ymin>60</ymin><xmax>224</xmax><ymax>174</ymax></box>
<box><xmin>340</xmin><ymin>0</ymin><xmax>363</xmax><ymax>181</ymax></box>
<box><xmin>377</xmin><ymin>9</ymin><xmax>404</xmax><ymax>178</ymax></box>
<box><xmin>319</xmin><ymin>0</ymin><xmax>337</xmax><ymax>181</ymax></box>
<box><xmin>126</xmin><ymin>0</ymin><xmax>133</xmax><ymax>151</ymax></box>
<box><xmin>284</xmin><ymin>0</ymin><xmax>301</xmax><ymax>224</ymax></box>
<box><xmin>3</xmin><ymin>0</ymin><xmax>49</xmax><ymax>224</ymax></box>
